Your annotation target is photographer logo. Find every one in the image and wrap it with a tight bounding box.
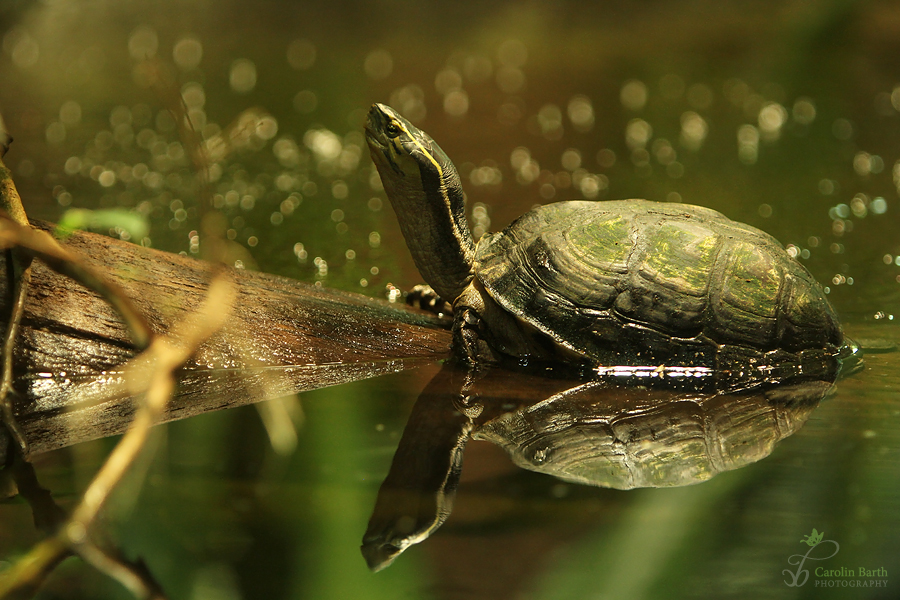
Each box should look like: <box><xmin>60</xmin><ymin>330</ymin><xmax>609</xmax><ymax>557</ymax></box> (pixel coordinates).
<box><xmin>783</xmin><ymin>529</ymin><xmax>888</xmax><ymax>589</ymax></box>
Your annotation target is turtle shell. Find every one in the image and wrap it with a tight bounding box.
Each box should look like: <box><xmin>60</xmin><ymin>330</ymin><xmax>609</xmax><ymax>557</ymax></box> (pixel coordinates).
<box><xmin>474</xmin><ymin>200</ymin><xmax>844</xmax><ymax>370</ymax></box>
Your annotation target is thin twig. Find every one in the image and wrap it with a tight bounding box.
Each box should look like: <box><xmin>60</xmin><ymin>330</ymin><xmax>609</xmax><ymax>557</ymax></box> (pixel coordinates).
<box><xmin>0</xmin><ymin>154</ymin><xmax>34</xmax><ymax>455</ymax></box>
<box><xmin>0</xmin><ymin>131</ymin><xmax>11</xmax><ymax>159</ymax></box>
<box><xmin>8</xmin><ymin>450</ymin><xmax>67</xmax><ymax>534</ymax></box>
<box><xmin>0</xmin><ymin>253</ymin><xmax>32</xmax><ymax>453</ymax></box>
<box><xmin>1</xmin><ymin>147</ymin><xmax>234</xmax><ymax>597</ymax></box>
<box><xmin>0</xmin><ymin>537</ymin><xmax>70</xmax><ymax>600</ymax></box>
<box><xmin>76</xmin><ymin>541</ymin><xmax>167</xmax><ymax>600</ymax></box>
<box><xmin>68</xmin><ymin>275</ymin><xmax>235</xmax><ymax>586</ymax></box>
<box><xmin>0</xmin><ymin>82</ymin><xmax>240</xmax><ymax>600</ymax></box>
<box><xmin>0</xmin><ymin>159</ymin><xmax>28</xmax><ymax>226</ymax></box>
<box><xmin>0</xmin><ymin>275</ymin><xmax>236</xmax><ymax>599</ymax></box>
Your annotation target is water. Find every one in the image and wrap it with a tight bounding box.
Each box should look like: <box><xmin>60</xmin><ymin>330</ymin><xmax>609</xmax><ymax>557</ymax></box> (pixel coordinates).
<box><xmin>1</xmin><ymin>1</ymin><xmax>899</xmax><ymax>598</ymax></box>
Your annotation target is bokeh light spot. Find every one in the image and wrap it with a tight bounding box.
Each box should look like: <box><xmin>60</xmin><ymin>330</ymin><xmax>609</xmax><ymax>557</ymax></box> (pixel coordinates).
<box><xmin>364</xmin><ymin>49</ymin><xmax>393</xmax><ymax>80</ymax></box>
<box><xmin>173</xmin><ymin>37</ymin><xmax>203</xmax><ymax>70</ymax></box>
<box><xmin>229</xmin><ymin>59</ymin><xmax>257</xmax><ymax>93</ymax></box>
<box><xmin>497</xmin><ymin>39</ymin><xmax>527</xmax><ymax>67</ymax></box>
<box><xmin>128</xmin><ymin>25</ymin><xmax>158</xmax><ymax>60</ymax></box>
<box><xmin>620</xmin><ymin>80</ymin><xmax>648</xmax><ymax>111</ymax></box>
<box><xmin>293</xmin><ymin>90</ymin><xmax>318</xmax><ymax>113</ymax></box>
<box><xmin>287</xmin><ymin>39</ymin><xmax>316</xmax><ymax>70</ymax></box>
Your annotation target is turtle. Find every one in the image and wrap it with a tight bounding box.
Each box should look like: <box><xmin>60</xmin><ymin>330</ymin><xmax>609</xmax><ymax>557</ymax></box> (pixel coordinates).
<box><xmin>364</xmin><ymin>103</ymin><xmax>853</xmax><ymax>382</ymax></box>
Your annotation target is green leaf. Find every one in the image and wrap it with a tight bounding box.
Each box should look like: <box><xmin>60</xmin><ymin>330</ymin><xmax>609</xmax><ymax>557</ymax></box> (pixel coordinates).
<box><xmin>56</xmin><ymin>208</ymin><xmax>150</xmax><ymax>242</ymax></box>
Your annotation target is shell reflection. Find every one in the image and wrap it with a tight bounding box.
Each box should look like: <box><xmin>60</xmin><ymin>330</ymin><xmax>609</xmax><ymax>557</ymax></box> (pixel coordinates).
<box><xmin>362</xmin><ymin>363</ymin><xmax>837</xmax><ymax>571</ymax></box>
<box><xmin>475</xmin><ymin>375</ymin><xmax>827</xmax><ymax>490</ymax></box>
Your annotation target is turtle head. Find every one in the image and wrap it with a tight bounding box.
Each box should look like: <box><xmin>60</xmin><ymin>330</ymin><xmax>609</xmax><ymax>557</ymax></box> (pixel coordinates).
<box><xmin>365</xmin><ymin>104</ymin><xmax>454</xmax><ymax>187</ymax></box>
<box><xmin>365</xmin><ymin>104</ymin><xmax>475</xmax><ymax>301</ymax></box>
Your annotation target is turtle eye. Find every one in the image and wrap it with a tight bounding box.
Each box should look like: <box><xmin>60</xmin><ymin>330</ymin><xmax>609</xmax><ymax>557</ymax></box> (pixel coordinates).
<box><xmin>385</xmin><ymin>121</ymin><xmax>401</xmax><ymax>138</ymax></box>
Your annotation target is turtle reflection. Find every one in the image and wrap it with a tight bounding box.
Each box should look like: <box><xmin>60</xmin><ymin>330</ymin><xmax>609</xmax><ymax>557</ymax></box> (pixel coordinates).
<box><xmin>361</xmin><ymin>364</ymin><xmax>837</xmax><ymax>571</ymax></box>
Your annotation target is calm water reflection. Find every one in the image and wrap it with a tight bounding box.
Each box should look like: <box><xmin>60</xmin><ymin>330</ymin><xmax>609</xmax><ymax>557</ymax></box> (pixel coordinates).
<box><xmin>1</xmin><ymin>0</ymin><xmax>899</xmax><ymax>598</ymax></box>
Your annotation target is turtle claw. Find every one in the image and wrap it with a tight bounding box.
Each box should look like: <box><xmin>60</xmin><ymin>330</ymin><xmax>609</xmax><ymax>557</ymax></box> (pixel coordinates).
<box><xmin>453</xmin><ymin>393</ymin><xmax>483</xmax><ymax>419</ymax></box>
<box><xmin>405</xmin><ymin>284</ymin><xmax>452</xmax><ymax>316</ymax></box>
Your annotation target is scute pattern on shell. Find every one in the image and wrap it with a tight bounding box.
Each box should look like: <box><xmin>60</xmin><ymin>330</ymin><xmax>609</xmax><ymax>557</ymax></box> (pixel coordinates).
<box><xmin>475</xmin><ymin>200</ymin><xmax>843</xmax><ymax>367</ymax></box>
<box><xmin>472</xmin><ymin>381</ymin><xmax>828</xmax><ymax>489</ymax></box>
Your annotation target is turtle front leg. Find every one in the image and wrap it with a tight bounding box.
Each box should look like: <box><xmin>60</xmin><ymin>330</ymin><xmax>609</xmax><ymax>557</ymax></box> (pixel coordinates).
<box><xmin>450</xmin><ymin>305</ymin><xmax>488</xmax><ymax>418</ymax></box>
<box><xmin>451</xmin><ymin>281</ymin><xmax>496</xmax><ymax>366</ymax></box>
<box><xmin>452</xmin><ymin>278</ymin><xmax>550</xmax><ymax>365</ymax></box>
<box><xmin>451</xmin><ymin>306</ymin><xmax>482</xmax><ymax>366</ymax></box>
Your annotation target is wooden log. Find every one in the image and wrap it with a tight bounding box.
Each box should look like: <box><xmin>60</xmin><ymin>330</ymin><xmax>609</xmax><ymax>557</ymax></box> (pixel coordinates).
<box><xmin>1</xmin><ymin>224</ymin><xmax>452</xmax><ymax>456</ymax></box>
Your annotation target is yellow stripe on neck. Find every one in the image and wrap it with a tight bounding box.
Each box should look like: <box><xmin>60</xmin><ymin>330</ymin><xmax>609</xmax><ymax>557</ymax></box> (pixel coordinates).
<box><xmin>391</xmin><ymin>120</ymin><xmax>444</xmax><ymax>186</ymax></box>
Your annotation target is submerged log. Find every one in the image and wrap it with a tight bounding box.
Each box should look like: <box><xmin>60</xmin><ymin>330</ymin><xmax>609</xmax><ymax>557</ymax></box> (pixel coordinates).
<box><xmin>1</xmin><ymin>224</ymin><xmax>452</xmax><ymax>456</ymax></box>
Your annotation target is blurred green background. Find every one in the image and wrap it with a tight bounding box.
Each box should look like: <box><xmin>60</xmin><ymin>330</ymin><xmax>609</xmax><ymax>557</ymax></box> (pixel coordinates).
<box><xmin>1</xmin><ymin>0</ymin><xmax>898</xmax><ymax>598</ymax></box>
